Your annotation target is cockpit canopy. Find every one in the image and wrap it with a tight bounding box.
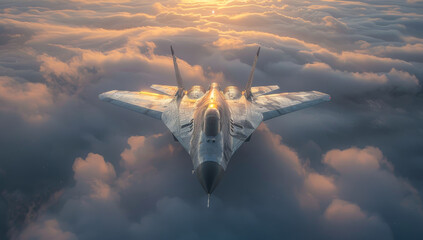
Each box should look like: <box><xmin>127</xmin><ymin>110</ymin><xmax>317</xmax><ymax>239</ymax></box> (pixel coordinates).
<box><xmin>204</xmin><ymin>107</ymin><xmax>220</xmax><ymax>137</ymax></box>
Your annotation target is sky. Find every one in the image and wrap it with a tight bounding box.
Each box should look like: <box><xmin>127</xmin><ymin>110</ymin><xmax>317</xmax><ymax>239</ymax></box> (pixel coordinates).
<box><xmin>0</xmin><ymin>0</ymin><xmax>423</xmax><ymax>239</ymax></box>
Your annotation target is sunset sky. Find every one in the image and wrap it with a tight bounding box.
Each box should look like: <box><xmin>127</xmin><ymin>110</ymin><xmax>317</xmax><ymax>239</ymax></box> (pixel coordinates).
<box><xmin>1</xmin><ymin>0</ymin><xmax>423</xmax><ymax>239</ymax></box>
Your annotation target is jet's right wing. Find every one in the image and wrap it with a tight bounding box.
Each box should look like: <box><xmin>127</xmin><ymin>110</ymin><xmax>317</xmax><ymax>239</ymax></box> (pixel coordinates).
<box><xmin>99</xmin><ymin>90</ymin><xmax>174</xmax><ymax>119</ymax></box>
<box><xmin>254</xmin><ymin>91</ymin><xmax>330</xmax><ymax>121</ymax></box>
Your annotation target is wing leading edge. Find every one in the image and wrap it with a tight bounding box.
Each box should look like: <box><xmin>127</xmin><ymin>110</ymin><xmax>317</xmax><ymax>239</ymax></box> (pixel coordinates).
<box><xmin>150</xmin><ymin>84</ymin><xmax>179</xmax><ymax>96</ymax></box>
<box><xmin>250</xmin><ymin>85</ymin><xmax>279</xmax><ymax>97</ymax></box>
<box><xmin>253</xmin><ymin>91</ymin><xmax>330</xmax><ymax>121</ymax></box>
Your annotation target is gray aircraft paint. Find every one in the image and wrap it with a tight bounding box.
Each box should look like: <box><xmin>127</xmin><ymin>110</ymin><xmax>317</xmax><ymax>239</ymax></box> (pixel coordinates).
<box><xmin>99</xmin><ymin>46</ymin><xmax>330</xmax><ymax>199</ymax></box>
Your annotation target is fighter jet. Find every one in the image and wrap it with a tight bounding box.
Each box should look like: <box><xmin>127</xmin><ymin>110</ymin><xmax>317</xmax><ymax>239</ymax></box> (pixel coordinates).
<box><xmin>99</xmin><ymin>46</ymin><xmax>330</xmax><ymax>206</ymax></box>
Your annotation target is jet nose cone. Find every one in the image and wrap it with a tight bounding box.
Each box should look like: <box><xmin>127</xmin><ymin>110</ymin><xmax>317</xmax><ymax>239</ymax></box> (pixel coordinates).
<box><xmin>195</xmin><ymin>161</ymin><xmax>225</xmax><ymax>194</ymax></box>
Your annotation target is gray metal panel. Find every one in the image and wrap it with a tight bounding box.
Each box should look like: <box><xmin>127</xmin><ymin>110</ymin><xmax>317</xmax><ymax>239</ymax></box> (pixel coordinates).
<box><xmin>161</xmin><ymin>94</ymin><xmax>197</xmax><ymax>152</ymax></box>
<box><xmin>227</xmin><ymin>96</ymin><xmax>263</xmax><ymax>153</ymax></box>
<box><xmin>99</xmin><ymin>90</ymin><xmax>173</xmax><ymax>120</ymax></box>
<box><xmin>253</xmin><ymin>91</ymin><xmax>331</xmax><ymax>121</ymax></box>
<box><xmin>250</xmin><ymin>85</ymin><xmax>279</xmax><ymax>96</ymax></box>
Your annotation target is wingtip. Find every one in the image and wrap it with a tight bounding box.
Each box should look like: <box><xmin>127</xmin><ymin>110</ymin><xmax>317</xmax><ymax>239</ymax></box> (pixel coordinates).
<box><xmin>257</xmin><ymin>46</ymin><xmax>261</xmax><ymax>56</ymax></box>
<box><xmin>170</xmin><ymin>45</ymin><xmax>174</xmax><ymax>56</ymax></box>
<box><xmin>98</xmin><ymin>90</ymin><xmax>117</xmax><ymax>101</ymax></box>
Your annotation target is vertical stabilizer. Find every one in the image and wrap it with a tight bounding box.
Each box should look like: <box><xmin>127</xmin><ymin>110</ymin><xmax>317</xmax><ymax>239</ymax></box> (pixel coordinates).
<box><xmin>245</xmin><ymin>47</ymin><xmax>260</xmax><ymax>100</ymax></box>
<box><xmin>171</xmin><ymin>46</ymin><xmax>184</xmax><ymax>97</ymax></box>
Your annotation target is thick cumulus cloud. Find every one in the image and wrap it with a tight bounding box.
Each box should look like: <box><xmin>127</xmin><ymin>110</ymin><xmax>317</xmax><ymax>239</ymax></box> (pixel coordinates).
<box><xmin>1</xmin><ymin>0</ymin><xmax>423</xmax><ymax>239</ymax></box>
<box><xmin>15</xmin><ymin>127</ymin><xmax>423</xmax><ymax>240</ymax></box>
<box><xmin>0</xmin><ymin>76</ymin><xmax>54</xmax><ymax>122</ymax></box>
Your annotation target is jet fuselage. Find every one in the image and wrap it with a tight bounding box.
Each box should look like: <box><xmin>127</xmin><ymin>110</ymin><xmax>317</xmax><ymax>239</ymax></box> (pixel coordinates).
<box><xmin>190</xmin><ymin>82</ymin><xmax>233</xmax><ymax>193</ymax></box>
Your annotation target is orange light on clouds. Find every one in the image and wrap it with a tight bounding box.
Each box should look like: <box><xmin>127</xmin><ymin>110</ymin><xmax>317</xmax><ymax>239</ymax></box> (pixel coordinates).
<box><xmin>181</xmin><ymin>0</ymin><xmax>223</xmax><ymax>2</ymax></box>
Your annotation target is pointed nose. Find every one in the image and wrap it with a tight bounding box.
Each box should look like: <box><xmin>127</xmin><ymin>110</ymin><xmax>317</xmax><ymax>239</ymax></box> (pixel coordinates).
<box><xmin>195</xmin><ymin>161</ymin><xmax>224</xmax><ymax>194</ymax></box>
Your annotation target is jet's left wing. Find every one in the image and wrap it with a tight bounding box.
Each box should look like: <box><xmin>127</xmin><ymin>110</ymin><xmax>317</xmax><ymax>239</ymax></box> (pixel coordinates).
<box><xmin>99</xmin><ymin>90</ymin><xmax>174</xmax><ymax>119</ymax></box>
<box><xmin>254</xmin><ymin>91</ymin><xmax>330</xmax><ymax>121</ymax></box>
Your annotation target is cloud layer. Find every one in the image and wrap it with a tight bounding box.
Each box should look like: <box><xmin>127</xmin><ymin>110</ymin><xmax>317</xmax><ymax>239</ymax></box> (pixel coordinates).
<box><xmin>15</xmin><ymin>127</ymin><xmax>423</xmax><ymax>239</ymax></box>
<box><xmin>0</xmin><ymin>0</ymin><xmax>423</xmax><ymax>239</ymax></box>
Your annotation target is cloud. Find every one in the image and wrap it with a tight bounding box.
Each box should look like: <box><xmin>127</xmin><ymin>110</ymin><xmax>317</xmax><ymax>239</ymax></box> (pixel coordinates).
<box><xmin>324</xmin><ymin>146</ymin><xmax>383</xmax><ymax>173</ymax></box>
<box><xmin>0</xmin><ymin>76</ymin><xmax>54</xmax><ymax>122</ymax></box>
<box><xmin>322</xmin><ymin>16</ymin><xmax>349</xmax><ymax>33</ymax></box>
<box><xmin>73</xmin><ymin>153</ymin><xmax>116</xmax><ymax>186</ymax></box>
<box><xmin>322</xmin><ymin>146</ymin><xmax>423</xmax><ymax>238</ymax></box>
<box><xmin>14</xmin><ymin>126</ymin><xmax>423</xmax><ymax>239</ymax></box>
<box><xmin>324</xmin><ymin>199</ymin><xmax>367</xmax><ymax>222</ymax></box>
<box><xmin>36</xmin><ymin>40</ymin><xmax>224</xmax><ymax>94</ymax></box>
<box><xmin>303</xmin><ymin>173</ymin><xmax>337</xmax><ymax>201</ymax></box>
<box><xmin>323</xmin><ymin>199</ymin><xmax>392</xmax><ymax>240</ymax></box>
<box><xmin>120</xmin><ymin>134</ymin><xmax>176</xmax><ymax>171</ymax></box>
<box><xmin>212</xmin><ymin>37</ymin><xmax>245</xmax><ymax>50</ymax></box>
<box><xmin>370</xmin><ymin>43</ymin><xmax>423</xmax><ymax>62</ymax></box>
<box><xmin>18</xmin><ymin>219</ymin><xmax>76</xmax><ymax>240</ymax></box>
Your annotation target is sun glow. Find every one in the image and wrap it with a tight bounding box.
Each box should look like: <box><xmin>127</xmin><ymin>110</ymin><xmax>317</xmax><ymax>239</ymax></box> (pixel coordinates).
<box><xmin>181</xmin><ymin>0</ymin><xmax>223</xmax><ymax>2</ymax></box>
